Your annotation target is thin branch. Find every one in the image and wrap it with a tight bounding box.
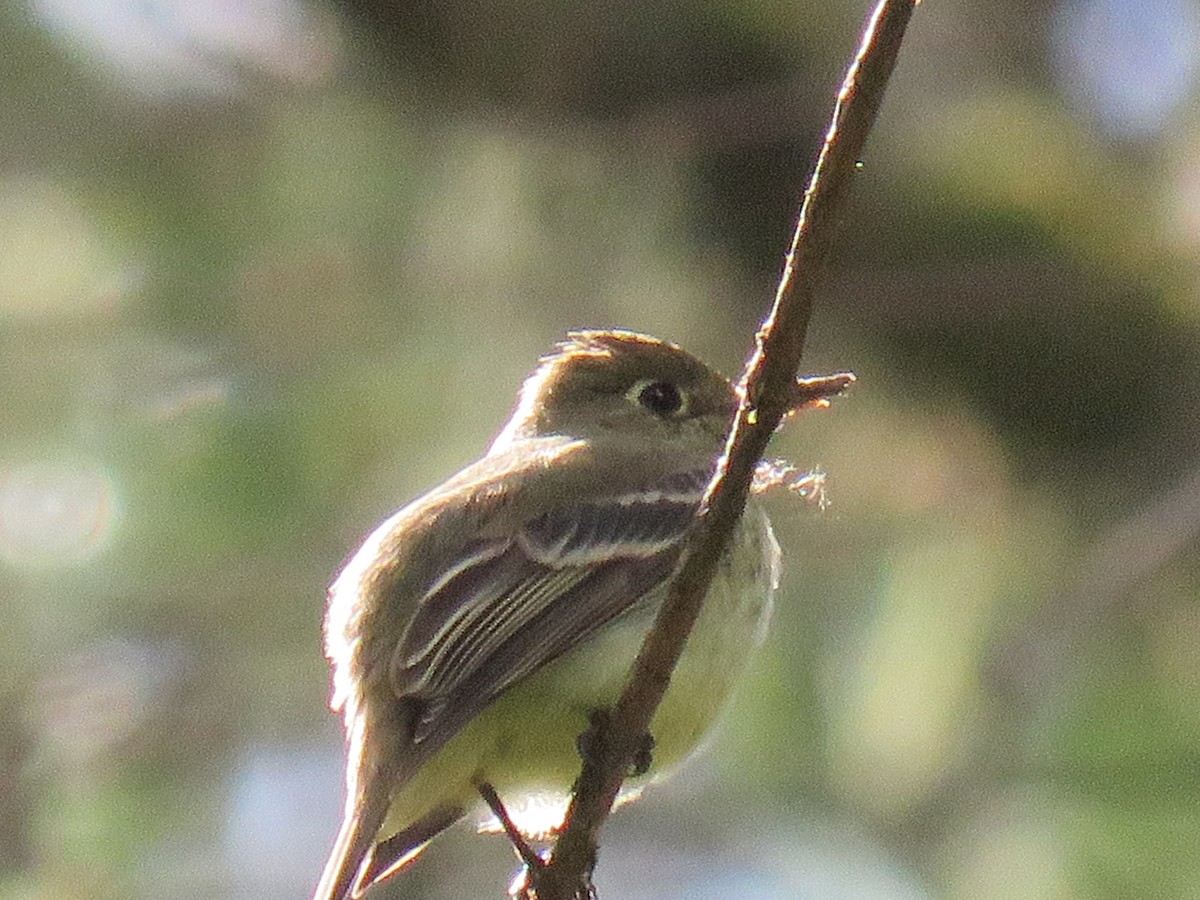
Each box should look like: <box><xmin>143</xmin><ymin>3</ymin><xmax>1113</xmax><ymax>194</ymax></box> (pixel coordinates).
<box><xmin>786</xmin><ymin>371</ymin><xmax>858</xmax><ymax>413</ymax></box>
<box><xmin>533</xmin><ymin>3</ymin><xmax>918</xmax><ymax>898</ymax></box>
<box><xmin>475</xmin><ymin>780</ymin><xmax>546</xmax><ymax>875</ymax></box>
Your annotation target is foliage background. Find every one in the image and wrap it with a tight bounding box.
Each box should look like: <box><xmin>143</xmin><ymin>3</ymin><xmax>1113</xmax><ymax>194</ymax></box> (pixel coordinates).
<box><xmin>2</xmin><ymin>0</ymin><xmax>1198</xmax><ymax>897</ymax></box>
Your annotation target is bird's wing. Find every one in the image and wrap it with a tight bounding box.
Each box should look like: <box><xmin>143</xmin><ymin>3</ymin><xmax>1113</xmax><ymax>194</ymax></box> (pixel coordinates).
<box><xmin>390</xmin><ymin>467</ymin><xmax>710</xmax><ymax>752</ymax></box>
<box><xmin>315</xmin><ymin>456</ymin><xmax>711</xmax><ymax>900</ymax></box>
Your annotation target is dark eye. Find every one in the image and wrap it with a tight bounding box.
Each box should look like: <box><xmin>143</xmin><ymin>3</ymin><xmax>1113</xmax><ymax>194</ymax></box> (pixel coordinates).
<box><xmin>635</xmin><ymin>380</ymin><xmax>685</xmax><ymax>417</ymax></box>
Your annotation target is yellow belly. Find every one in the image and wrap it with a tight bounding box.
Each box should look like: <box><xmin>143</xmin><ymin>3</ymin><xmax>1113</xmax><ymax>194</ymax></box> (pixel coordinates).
<box><xmin>381</xmin><ymin>503</ymin><xmax>778</xmax><ymax>839</ymax></box>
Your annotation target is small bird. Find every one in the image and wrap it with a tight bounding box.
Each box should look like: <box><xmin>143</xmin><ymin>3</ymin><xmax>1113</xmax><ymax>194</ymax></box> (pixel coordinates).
<box><xmin>315</xmin><ymin>330</ymin><xmax>824</xmax><ymax>900</ymax></box>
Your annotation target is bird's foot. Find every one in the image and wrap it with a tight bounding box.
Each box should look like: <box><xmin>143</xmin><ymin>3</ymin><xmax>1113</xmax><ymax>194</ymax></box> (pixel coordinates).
<box><xmin>576</xmin><ymin>708</ymin><xmax>654</xmax><ymax>777</ymax></box>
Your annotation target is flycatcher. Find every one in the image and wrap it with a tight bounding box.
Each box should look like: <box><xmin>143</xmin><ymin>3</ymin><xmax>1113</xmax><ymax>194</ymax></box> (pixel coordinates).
<box><xmin>315</xmin><ymin>330</ymin><xmax>840</xmax><ymax>899</ymax></box>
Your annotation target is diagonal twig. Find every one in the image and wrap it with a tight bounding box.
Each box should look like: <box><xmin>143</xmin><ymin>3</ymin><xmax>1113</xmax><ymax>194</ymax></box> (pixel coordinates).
<box><xmin>532</xmin><ymin>3</ymin><xmax>919</xmax><ymax>898</ymax></box>
<box><xmin>474</xmin><ymin>780</ymin><xmax>546</xmax><ymax>874</ymax></box>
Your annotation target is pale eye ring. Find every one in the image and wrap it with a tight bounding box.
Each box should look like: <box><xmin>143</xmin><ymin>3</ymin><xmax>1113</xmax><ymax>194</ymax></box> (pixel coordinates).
<box><xmin>627</xmin><ymin>378</ymin><xmax>688</xmax><ymax>417</ymax></box>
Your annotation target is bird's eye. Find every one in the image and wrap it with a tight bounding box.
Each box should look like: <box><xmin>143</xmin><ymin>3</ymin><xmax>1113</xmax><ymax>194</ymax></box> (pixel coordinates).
<box><xmin>632</xmin><ymin>379</ymin><xmax>686</xmax><ymax>417</ymax></box>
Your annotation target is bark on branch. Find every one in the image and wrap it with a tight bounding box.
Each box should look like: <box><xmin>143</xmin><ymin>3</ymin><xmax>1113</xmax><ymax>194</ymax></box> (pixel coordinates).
<box><xmin>533</xmin><ymin>3</ymin><xmax>918</xmax><ymax>897</ymax></box>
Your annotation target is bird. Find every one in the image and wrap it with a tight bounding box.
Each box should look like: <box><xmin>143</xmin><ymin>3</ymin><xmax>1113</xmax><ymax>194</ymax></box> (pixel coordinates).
<box><xmin>315</xmin><ymin>330</ymin><xmax>792</xmax><ymax>899</ymax></box>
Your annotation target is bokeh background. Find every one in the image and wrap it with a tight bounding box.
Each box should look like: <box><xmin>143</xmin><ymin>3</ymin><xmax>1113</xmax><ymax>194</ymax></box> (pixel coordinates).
<box><xmin>3</xmin><ymin>0</ymin><xmax>1199</xmax><ymax>897</ymax></box>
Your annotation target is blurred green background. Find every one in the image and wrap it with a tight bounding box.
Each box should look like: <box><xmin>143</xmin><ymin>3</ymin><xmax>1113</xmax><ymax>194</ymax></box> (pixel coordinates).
<box><xmin>3</xmin><ymin>0</ymin><xmax>1199</xmax><ymax>897</ymax></box>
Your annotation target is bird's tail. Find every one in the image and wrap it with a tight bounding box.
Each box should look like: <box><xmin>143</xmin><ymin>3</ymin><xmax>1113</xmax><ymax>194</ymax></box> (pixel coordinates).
<box><xmin>359</xmin><ymin>802</ymin><xmax>464</xmax><ymax>888</ymax></box>
<box><xmin>313</xmin><ymin>788</ymin><xmax>464</xmax><ymax>900</ymax></box>
<box><xmin>312</xmin><ymin>773</ymin><xmax>391</xmax><ymax>900</ymax></box>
